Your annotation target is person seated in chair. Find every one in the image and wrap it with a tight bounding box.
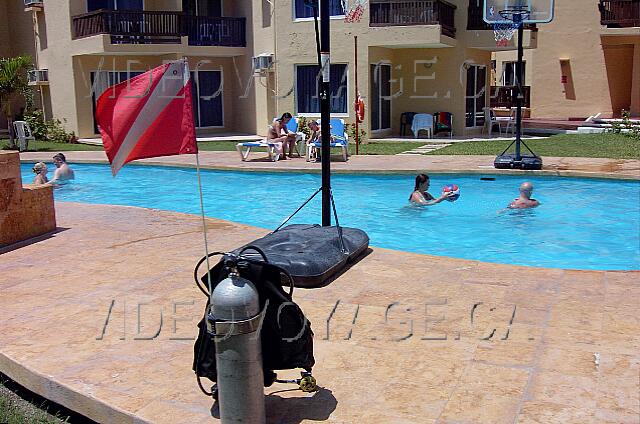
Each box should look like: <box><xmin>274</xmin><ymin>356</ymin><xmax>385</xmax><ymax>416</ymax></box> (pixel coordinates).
<box><xmin>508</xmin><ymin>182</ymin><xmax>540</xmax><ymax>209</ymax></box>
<box><xmin>409</xmin><ymin>173</ymin><xmax>454</xmax><ymax>205</ymax></box>
<box><xmin>269</xmin><ymin>112</ymin><xmax>297</xmax><ymax>160</ymax></box>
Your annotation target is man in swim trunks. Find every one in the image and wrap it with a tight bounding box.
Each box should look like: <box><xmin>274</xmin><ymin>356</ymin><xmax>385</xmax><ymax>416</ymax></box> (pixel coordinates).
<box><xmin>51</xmin><ymin>153</ymin><xmax>75</xmax><ymax>182</ymax></box>
<box><xmin>508</xmin><ymin>182</ymin><xmax>540</xmax><ymax>209</ymax></box>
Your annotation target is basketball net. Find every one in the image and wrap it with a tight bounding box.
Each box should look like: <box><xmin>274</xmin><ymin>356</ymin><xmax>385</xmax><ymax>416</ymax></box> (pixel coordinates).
<box><xmin>492</xmin><ymin>22</ymin><xmax>518</xmax><ymax>47</ymax></box>
<box><xmin>343</xmin><ymin>0</ymin><xmax>367</xmax><ymax>23</ymax></box>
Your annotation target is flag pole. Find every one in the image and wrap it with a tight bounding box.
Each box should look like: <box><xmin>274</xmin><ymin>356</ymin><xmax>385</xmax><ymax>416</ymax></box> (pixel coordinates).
<box><xmin>185</xmin><ymin>58</ymin><xmax>213</xmax><ymax>295</ymax></box>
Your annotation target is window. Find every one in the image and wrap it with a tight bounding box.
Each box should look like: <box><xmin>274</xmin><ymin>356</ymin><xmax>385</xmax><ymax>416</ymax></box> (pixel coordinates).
<box><xmin>91</xmin><ymin>70</ymin><xmax>144</xmax><ymax>133</ymax></box>
<box><xmin>294</xmin><ymin>0</ymin><xmax>344</xmax><ymax>19</ymax></box>
<box><xmin>295</xmin><ymin>64</ymin><xmax>347</xmax><ymax>114</ymax></box>
<box><xmin>502</xmin><ymin>61</ymin><xmax>525</xmax><ymax>86</ymax></box>
<box><xmin>87</xmin><ymin>0</ymin><xmax>143</xmax><ymax>11</ymax></box>
<box><xmin>182</xmin><ymin>0</ymin><xmax>222</xmax><ymax>17</ymax></box>
<box><xmin>90</xmin><ymin>69</ymin><xmax>222</xmax><ymax>133</ymax></box>
<box><xmin>190</xmin><ymin>70</ymin><xmax>223</xmax><ymax>127</ymax></box>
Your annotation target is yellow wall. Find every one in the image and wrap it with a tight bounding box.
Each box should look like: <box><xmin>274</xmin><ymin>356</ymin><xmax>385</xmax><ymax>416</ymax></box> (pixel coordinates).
<box><xmin>496</xmin><ymin>1</ymin><xmax>640</xmax><ymax>118</ymax></box>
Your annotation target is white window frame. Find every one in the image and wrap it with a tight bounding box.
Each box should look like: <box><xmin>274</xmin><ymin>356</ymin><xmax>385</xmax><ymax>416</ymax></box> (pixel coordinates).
<box><xmin>465</xmin><ymin>64</ymin><xmax>487</xmax><ymax>129</ymax></box>
<box><xmin>293</xmin><ymin>63</ymin><xmax>349</xmax><ymax>118</ymax></box>
<box><xmin>291</xmin><ymin>0</ymin><xmax>345</xmax><ymax>22</ymax></box>
<box><xmin>86</xmin><ymin>0</ymin><xmax>145</xmax><ymax>12</ymax></box>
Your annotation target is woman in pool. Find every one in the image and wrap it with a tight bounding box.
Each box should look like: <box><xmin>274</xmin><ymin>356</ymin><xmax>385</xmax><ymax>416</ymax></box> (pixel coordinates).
<box><xmin>409</xmin><ymin>173</ymin><xmax>453</xmax><ymax>205</ymax></box>
<box><xmin>32</xmin><ymin>162</ymin><xmax>49</xmax><ymax>185</ymax></box>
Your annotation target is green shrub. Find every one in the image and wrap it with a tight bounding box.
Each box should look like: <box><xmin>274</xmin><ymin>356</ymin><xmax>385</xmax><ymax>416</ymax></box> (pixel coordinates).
<box><xmin>24</xmin><ymin>109</ymin><xmax>74</xmax><ymax>143</ymax></box>
<box><xmin>346</xmin><ymin>122</ymin><xmax>367</xmax><ymax>144</ymax></box>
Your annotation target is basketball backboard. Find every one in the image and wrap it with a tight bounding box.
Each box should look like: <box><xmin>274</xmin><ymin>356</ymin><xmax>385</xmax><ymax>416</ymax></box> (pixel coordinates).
<box><xmin>483</xmin><ymin>0</ymin><xmax>555</xmax><ymax>24</ymax></box>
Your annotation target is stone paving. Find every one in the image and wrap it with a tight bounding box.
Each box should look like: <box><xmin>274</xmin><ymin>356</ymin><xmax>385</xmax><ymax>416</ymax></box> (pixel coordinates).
<box><xmin>1</xmin><ymin>152</ymin><xmax>639</xmax><ymax>423</ymax></box>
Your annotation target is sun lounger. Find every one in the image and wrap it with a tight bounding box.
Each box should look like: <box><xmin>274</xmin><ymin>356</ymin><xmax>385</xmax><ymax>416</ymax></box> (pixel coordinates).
<box><xmin>306</xmin><ymin>118</ymin><xmax>349</xmax><ymax>162</ymax></box>
<box><xmin>236</xmin><ymin>139</ymin><xmax>282</xmax><ymax>162</ymax></box>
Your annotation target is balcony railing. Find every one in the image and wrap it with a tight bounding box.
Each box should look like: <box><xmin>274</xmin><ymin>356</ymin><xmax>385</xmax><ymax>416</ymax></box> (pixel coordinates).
<box><xmin>490</xmin><ymin>85</ymin><xmax>530</xmax><ymax>108</ymax></box>
<box><xmin>599</xmin><ymin>0</ymin><xmax>640</xmax><ymax>27</ymax></box>
<box><xmin>184</xmin><ymin>15</ymin><xmax>246</xmax><ymax>47</ymax></box>
<box><xmin>72</xmin><ymin>10</ymin><xmax>246</xmax><ymax>47</ymax></box>
<box><xmin>369</xmin><ymin>0</ymin><xmax>456</xmax><ymax>38</ymax></box>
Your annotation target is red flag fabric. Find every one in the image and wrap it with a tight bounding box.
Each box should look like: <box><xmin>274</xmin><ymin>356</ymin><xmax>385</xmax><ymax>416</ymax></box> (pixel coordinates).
<box><xmin>96</xmin><ymin>60</ymin><xmax>197</xmax><ymax>175</ymax></box>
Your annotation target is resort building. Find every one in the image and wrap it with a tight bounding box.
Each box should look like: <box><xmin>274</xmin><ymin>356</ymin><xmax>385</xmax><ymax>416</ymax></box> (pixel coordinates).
<box><xmin>0</xmin><ymin>0</ymin><xmax>578</xmax><ymax>139</ymax></box>
<box><xmin>494</xmin><ymin>0</ymin><xmax>640</xmax><ymax>119</ymax></box>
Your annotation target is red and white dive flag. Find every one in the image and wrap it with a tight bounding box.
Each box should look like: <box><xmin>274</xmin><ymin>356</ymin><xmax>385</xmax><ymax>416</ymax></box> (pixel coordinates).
<box><xmin>96</xmin><ymin>60</ymin><xmax>197</xmax><ymax>176</ymax></box>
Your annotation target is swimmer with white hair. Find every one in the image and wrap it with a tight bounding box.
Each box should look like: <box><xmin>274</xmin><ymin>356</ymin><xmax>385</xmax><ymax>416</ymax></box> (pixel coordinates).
<box><xmin>32</xmin><ymin>162</ymin><xmax>48</xmax><ymax>185</ymax></box>
<box><xmin>508</xmin><ymin>182</ymin><xmax>540</xmax><ymax>209</ymax></box>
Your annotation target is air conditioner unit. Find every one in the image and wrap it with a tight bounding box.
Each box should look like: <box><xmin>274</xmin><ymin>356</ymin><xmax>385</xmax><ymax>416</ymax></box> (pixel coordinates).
<box><xmin>252</xmin><ymin>54</ymin><xmax>274</xmax><ymax>73</ymax></box>
<box><xmin>24</xmin><ymin>0</ymin><xmax>44</xmax><ymax>8</ymax></box>
<box><xmin>28</xmin><ymin>69</ymin><xmax>49</xmax><ymax>86</ymax></box>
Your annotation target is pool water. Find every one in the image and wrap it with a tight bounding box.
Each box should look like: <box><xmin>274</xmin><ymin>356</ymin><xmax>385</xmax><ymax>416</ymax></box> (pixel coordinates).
<box><xmin>22</xmin><ymin>163</ymin><xmax>640</xmax><ymax>271</ymax></box>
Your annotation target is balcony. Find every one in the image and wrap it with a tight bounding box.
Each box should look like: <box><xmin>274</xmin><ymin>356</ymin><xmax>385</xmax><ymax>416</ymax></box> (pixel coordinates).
<box><xmin>369</xmin><ymin>0</ymin><xmax>456</xmax><ymax>38</ymax></box>
<box><xmin>599</xmin><ymin>0</ymin><xmax>640</xmax><ymax>27</ymax></box>
<box><xmin>490</xmin><ymin>85</ymin><xmax>531</xmax><ymax>109</ymax></box>
<box><xmin>72</xmin><ymin>10</ymin><xmax>246</xmax><ymax>47</ymax></box>
<box><xmin>183</xmin><ymin>15</ymin><xmax>246</xmax><ymax>47</ymax></box>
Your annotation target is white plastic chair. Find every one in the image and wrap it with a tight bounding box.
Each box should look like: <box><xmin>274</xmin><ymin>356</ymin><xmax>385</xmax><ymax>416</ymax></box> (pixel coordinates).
<box><xmin>13</xmin><ymin>121</ymin><xmax>35</xmax><ymax>152</ymax></box>
<box><xmin>483</xmin><ymin>107</ymin><xmax>502</xmax><ymax>136</ymax></box>
<box><xmin>411</xmin><ymin>113</ymin><xmax>433</xmax><ymax>138</ymax></box>
<box><xmin>504</xmin><ymin>107</ymin><xmax>517</xmax><ymax>135</ymax></box>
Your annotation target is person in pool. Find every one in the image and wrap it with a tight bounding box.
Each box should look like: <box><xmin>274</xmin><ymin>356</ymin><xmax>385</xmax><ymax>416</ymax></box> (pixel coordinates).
<box><xmin>409</xmin><ymin>173</ymin><xmax>454</xmax><ymax>205</ymax></box>
<box><xmin>32</xmin><ymin>162</ymin><xmax>48</xmax><ymax>185</ymax></box>
<box><xmin>508</xmin><ymin>181</ymin><xmax>540</xmax><ymax>209</ymax></box>
<box><xmin>51</xmin><ymin>153</ymin><xmax>75</xmax><ymax>183</ymax></box>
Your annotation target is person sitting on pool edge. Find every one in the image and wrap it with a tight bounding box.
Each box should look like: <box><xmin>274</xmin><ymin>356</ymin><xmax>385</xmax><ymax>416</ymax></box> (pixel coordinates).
<box><xmin>409</xmin><ymin>173</ymin><xmax>454</xmax><ymax>205</ymax></box>
<box><xmin>32</xmin><ymin>162</ymin><xmax>48</xmax><ymax>185</ymax></box>
<box><xmin>508</xmin><ymin>181</ymin><xmax>540</xmax><ymax>209</ymax></box>
<box><xmin>51</xmin><ymin>153</ymin><xmax>75</xmax><ymax>183</ymax></box>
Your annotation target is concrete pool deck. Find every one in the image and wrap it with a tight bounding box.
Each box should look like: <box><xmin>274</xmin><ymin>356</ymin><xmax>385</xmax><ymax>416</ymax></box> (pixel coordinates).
<box><xmin>2</xmin><ymin>151</ymin><xmax>639</xmax><ymax>423</ymax></box>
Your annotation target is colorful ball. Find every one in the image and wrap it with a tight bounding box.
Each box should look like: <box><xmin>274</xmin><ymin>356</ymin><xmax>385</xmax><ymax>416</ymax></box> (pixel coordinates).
<box><xmin>442</xmin><ymin>184</ymin><xmax>460</xmax><ymax>201</ymax></box>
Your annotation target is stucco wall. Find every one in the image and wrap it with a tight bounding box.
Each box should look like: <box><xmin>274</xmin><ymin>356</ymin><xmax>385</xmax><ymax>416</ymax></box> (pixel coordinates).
<box><xmin>269</xmin><ymin>0</ymin><xmax>494</xmax><ymax>136</ymax></box>
<box><xmin>0</xmin><ymin>152</ymin><xmax>56</xmax><ymax>247</ymax></box>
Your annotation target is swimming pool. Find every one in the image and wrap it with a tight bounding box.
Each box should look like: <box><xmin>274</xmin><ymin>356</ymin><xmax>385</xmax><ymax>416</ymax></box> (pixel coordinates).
<box><xmin>22</xmin><ymin>163</ymin><xmax>640</xmax><ymax>270</ymax></box>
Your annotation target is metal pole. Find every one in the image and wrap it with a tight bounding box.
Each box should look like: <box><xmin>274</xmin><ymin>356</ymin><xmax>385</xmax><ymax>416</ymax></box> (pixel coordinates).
<box><xmin>320</xmin><ymin>0</ymin><xmax>331</xmax><ymax>226</ymax></box>
<box><xmin>515</xmin><ymin>19</ymin><xmax>524</xmax><ymax>161</ymax></box>
<box><xmin>354</xmin><ymin>36</ymin><xmax>359</xmax><ymax>155</ymax></box>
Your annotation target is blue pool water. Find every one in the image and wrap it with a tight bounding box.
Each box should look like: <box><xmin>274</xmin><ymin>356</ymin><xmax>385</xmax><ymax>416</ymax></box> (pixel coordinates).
<box><xmin>22</xmin><ymin>163</ymin><xmax>640</xmax><ymax>270</ymax></box>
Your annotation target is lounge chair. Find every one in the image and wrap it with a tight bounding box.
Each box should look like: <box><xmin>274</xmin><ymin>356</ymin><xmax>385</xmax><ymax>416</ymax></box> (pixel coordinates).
<box><xmin>236</xmin><ymin>136</ymin><xmax>282</xmax><ymax>162</ymax></box>
<box><xmin>306</xmin><ymin>118</ymin><xmax>349</xmax><ymax>162</ymax></box>
<box><xmin>282</xmin><ymin>117</ymin><xmax>306</xmax><ymax>157</ymax></box>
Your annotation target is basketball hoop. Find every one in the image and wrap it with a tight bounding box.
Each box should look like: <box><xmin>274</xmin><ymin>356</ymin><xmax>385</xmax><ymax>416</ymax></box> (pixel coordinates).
<box><xmin>343</xmin><ymin>0</ymin><xmax>367</xmax><ymax>23</ymax></box>
<box><xmin>492</xmin><ymin>8</ymin><xmax>529</xmax><ymax>47</ymax></box>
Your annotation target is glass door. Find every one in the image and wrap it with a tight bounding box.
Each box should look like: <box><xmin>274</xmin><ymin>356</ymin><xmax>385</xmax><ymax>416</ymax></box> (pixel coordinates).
<box><xmin>370</xmin><ymin>63</ymin><xmax>391</xmax><ymax>131</ymax></box>
<box><xmin>465</xmin><ymin>64</ymin><xmax>486</xmax><ymax>128</ymax></box>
